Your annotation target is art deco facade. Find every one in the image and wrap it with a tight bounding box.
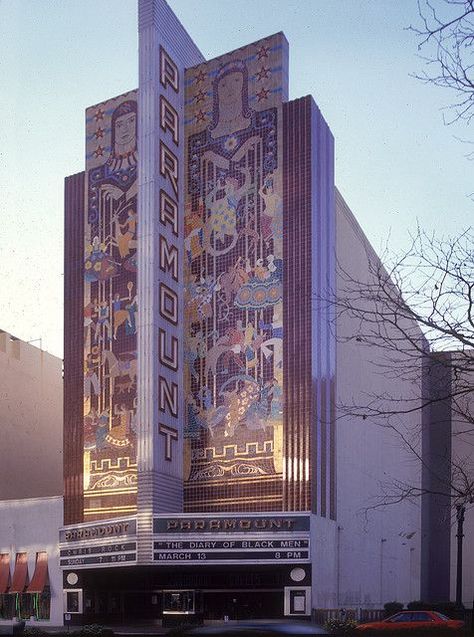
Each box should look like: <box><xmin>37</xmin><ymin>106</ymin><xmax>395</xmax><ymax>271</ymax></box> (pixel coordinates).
<box><xmin>61</xmin><ymin>0</ymin><xmax>421</xmax><ymax>622</ymax></box>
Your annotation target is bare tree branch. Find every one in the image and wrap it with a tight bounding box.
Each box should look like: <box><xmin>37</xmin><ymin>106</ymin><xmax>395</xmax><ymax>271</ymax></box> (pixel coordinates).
<box><xmin>325</xmin><ymin>227</ymin><xmax>474</xmax><ymax>513</ymax></box>
<box><xmin>410</xmin><ymin>0</ymin><xmax>474</xmax><ymax>124</ymax></box>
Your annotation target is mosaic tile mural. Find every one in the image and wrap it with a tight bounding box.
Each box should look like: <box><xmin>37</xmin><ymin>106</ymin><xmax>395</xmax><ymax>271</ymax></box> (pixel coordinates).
<box><xmin>83</xmin><ymin>90</ymin><xmax>138</xmax><ymax>520</ymax></box>
<box><xmin>183</xmin><ymin>35</ymin><xmax>287</xmax><ymax>511</ymax></box>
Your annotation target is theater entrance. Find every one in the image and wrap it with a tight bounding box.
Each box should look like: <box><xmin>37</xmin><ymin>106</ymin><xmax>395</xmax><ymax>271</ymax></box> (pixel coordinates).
<box><xmin>161</xmin><ymin>588</ymin><xmax>283</xmax><ymax>621</ymax></box>
<box><xmin>202</xmin><ymin>589</ymin><xmax>283</xmax><ymax>620</ymax></box>
<box><xmin>70</xmin><ymin>563</ymin><xmax>310</xmax><ymax>623</ymax></box>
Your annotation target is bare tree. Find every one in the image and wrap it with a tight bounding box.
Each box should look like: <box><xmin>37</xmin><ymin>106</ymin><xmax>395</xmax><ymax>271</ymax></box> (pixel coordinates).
<box><xmin>334</xmin><ymin>227</ymin><xmax>474</xmax><ymax>508</ymax></box>
<box><xmin>411</xmin><ymin>0</ymin><xmax>474</xmax><ymax>125</ymax></box>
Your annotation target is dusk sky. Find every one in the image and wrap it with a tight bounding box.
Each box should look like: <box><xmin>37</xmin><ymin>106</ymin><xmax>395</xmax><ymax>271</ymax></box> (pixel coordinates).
<box><xmin>0</xmin><ymin>0</ymin><xmax>471</xmax><ymax>357</ymax></box>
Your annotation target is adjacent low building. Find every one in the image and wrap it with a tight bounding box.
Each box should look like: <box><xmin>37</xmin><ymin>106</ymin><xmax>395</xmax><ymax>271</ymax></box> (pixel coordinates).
<box><xmin>421</xmin><ymin>351</ymin><xmax>474</xmax><ymax>606</ymax></box>
<box><xmin>0</xmin><ymin>497</ymin><xmax>63</xmax><ymax>626</ymax></box>
<box><xmin>0</xmin><ymin>333</ymin><xmax>63</xmax><ymax>626</ymax></box>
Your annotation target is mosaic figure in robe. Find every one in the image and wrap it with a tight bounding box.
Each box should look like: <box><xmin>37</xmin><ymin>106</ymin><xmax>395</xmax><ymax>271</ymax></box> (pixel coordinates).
<box><xmin>202</xmin><ymin>61</ymin><xmax>257</xmax><ymax>257</ymax></box>
<box><xmin>83</xmin><ymin>99</ymin><xmax>139</xmax><ymax>497</ymax></box>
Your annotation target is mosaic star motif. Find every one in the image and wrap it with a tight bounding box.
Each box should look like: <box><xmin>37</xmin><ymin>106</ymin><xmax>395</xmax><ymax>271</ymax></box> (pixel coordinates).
<box><xmin>195</xmin><ymin>110</ymin><xmax>207</xmax><ymax>123</ymax></box>
<box><xmin>194</xmin><ymin>89</ymin><xmax>206</xmax><ymax>104</ymax></box>
<box><xmin>94</xmin><ymin>127</ymin><xmax>105</xmax><ymax>139</ymax></box>
<box><xmin>195</xmin><ymin>69</ymin><xmax>207</xmax><ymax>84</ymax></box>
<box><xmin>93</xmin><ymin>145</ymin><xmax>105</xmax><ymax>157</ymax></box>
<box><xmin>94</xmin><ymin>108</ymin><xmax>105</xmax><ymax>121</ymax></box>
<box><xmin>256</xmin><ymin>67</ymin><xmax>271</xmax><ymax>81</ymax></box>
<box><xmin>256</xmin><ymin>45</ymin><xmax>270</xmax><ymax>60</ymax></box>
<box><xmin>256</xmin><ymin>88</ymin><xmax>270</xmax><ymax>102</ymax></box>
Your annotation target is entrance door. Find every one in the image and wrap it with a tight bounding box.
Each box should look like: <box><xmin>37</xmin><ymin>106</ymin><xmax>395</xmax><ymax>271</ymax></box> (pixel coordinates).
<box><xmin>163</xmin><ymin>590</ymin><xmax>197</xmax><ymax>616</ymax></box>
<box><xmin>203</xmin><ymin>590</ymin><xmax>283</xmax><ymax>620</ymax></box>
<box><xmin>83</xmin><ymin>590</ymin><xmax>125</xmax><ymax>624</ymax></box>
<box><xmin>124</xmin><ymin>591</ymin><xmax>162</xmax><ymax>621</ymax></box>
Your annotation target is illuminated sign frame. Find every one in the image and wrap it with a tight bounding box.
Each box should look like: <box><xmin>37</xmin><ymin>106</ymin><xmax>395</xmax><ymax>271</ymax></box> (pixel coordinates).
<box><xmin>152</xmin><ymin>514</ymin><xmax>310</xmax><ymax>565</ymax></box>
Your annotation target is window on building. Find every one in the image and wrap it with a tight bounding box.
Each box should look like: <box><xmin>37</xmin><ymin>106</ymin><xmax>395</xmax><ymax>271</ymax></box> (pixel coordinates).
<box><xmin>27</xmin><ymin>552</ymin><xmax>50</xmax><ymax>621</ymax></box>
<box><xmin>0</xmin><ymin>594</ymin><xmax>14</xmax><ymax>620</ymax></box>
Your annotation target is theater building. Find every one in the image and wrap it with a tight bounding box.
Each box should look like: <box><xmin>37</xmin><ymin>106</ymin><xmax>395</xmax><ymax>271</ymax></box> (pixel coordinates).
<box><xmin>62</xmin><ymin>0</ymin><xmax>422</xmax><ymax>623</ymax></box>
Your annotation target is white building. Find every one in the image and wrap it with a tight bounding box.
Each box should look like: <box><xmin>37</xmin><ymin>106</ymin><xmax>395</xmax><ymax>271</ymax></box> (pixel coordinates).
<box><xmin>0</xmin><ymin>333</ymin><xmax>63</xmax><ymax>626</ymax></box>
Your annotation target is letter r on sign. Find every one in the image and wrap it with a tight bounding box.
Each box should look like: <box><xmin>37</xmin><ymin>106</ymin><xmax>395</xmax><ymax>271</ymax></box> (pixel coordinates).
<box><xmin>160</xmin><ymin>95</ymin><xmax>179</xmax><ymax>145</ymax></box>
<box><xmin>160</xmin><ymin>142</ymin><xmax>178</xmax><ymax>199</ymax></box>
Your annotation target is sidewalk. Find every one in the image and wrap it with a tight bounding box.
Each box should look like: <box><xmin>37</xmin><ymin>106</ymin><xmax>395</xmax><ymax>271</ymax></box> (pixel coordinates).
<box><xmin>14</xmin><ymin>619</ymin><xmax>324</xmax><ymax>636</ymax></box>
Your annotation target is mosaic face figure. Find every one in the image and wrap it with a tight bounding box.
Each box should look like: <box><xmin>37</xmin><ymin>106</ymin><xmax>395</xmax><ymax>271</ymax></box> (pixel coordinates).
<box><xmin>110</xmin><ymin>101</ymin><xmax>137</xmax><ymax>156</ymax></box>
<box><xmin>211</xmin><ymin>62</ymin><xmax>251</xmax><ymax>138</ymax></box>
<box><xmin>218</xmin><ymin>72</ymin><xmax>243</xmax><ymax>108</ymax></box>
<box><xmin>114</xmin><ymin>112</ymin><xmax>136</xmax><ymax>148</ymax></box>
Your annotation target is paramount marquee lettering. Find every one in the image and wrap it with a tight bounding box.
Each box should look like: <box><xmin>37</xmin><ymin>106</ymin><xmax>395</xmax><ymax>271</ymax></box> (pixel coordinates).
<box><xmin>166</xmin><ymin>518</ymin><xmax>297</xmax><ymax>532</ymax></box>
<box><xmin>64</xmin><ymin>522</ymin><xmax>130</xmax><ymax>542</ymax></box>
<box><xmin>158</xmin><ymin>46</ymin><xmax>180</xmax><ymax>462</ymax></box>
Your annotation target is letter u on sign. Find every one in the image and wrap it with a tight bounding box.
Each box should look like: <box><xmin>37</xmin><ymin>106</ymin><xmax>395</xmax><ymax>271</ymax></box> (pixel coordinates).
<box><xmin>159</xmin><ymin>329</ymin><xmax>178</xmax><ymax>371</ymax></box>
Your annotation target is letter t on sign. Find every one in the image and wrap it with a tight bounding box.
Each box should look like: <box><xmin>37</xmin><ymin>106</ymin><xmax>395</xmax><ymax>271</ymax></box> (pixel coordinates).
<box><xmin>159</xmin><ymin>423</ymin><xmax>178</xmax><ymax>461</ymax></box>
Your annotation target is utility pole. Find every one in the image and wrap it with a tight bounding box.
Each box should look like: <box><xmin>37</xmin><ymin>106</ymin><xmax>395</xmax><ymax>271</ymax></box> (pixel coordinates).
<box><xmin>455</xmin><ymin>503</ymin><xmax>465</xmax><ymax>608</ymax></box>
<box><xmin>380</xmin><ymin>538</ymin><xmax>387</xmax><ymax>606</ymax></box>
<box><xmin>336</xmin><ymin>525</ymin><xmax>343</xmax><ymax>606</ymax></box>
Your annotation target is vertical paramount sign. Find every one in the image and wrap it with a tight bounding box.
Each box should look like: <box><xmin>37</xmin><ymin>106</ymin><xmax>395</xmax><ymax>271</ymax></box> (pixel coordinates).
<box><xmin>157</xmin><ymin>47</ymin><xmax>181</xmax><ymax>462</ymax></box>
<box><xmin>137</xmin><ymin>0</ymin><xmax>204</xmax><ymax>523</ymax></box>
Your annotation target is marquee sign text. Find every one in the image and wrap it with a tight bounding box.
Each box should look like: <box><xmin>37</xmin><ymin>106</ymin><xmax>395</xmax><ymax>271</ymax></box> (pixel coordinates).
<box><xmin>60</xmin><ymin>520</ymin><xmax>136</xmax><ymax>543</ymax></box>
<box><xmin>154</xmin><ymin>516</ymin><xmax>310</xmax><ymax>533</ymax></box>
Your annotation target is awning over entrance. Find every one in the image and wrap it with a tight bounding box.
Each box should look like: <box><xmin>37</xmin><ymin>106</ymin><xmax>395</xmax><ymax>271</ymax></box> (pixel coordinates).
<box><xmin>0</xmin><ymin>554</ymin><xmax>10</xmax><ymax>593</ymax></box>
<box><xmin>10</xmin><ymin>553</ymin><xmax>28</xmax><ymax>593</ymax></box>
<box><xmin>27</xmin><ymin>552</ymin><xmax>49</xmax><ymax>593</ymax></box>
